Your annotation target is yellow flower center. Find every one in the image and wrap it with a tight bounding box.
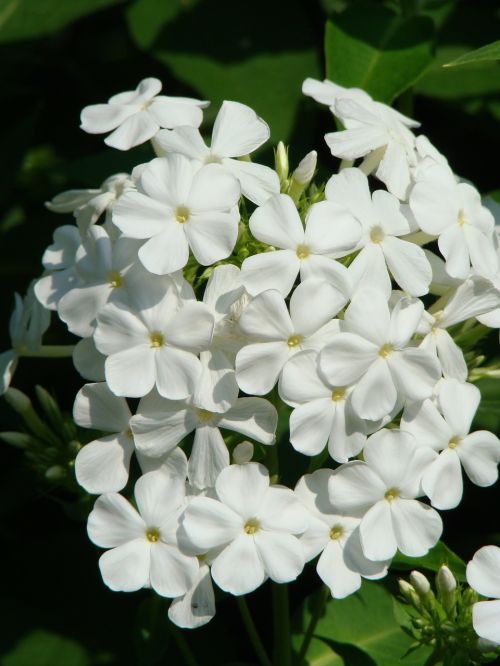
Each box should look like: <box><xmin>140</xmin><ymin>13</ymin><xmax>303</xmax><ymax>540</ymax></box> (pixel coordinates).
<box><xmin>296</xmin><ymin>244</ymin><xmax>310</xmax><ymax>260</ymax></box>
<box><xmin>244</xmin><ymin>518</ymin><xmax>260</xmax><ymax>535</ymax></box>
<box><xmin>196</xmin><ymin>409</ymin><xmax>213</xmax><ymax>424</ymax></box>
<box><xmin>146</xmin><ymin>528</ymin><xmax>160</xmax><ymax>543</ymax></box>
<box><xmin>370</xmin><ymin>225</ymin><xmax>385</xmax><ymax>244</ymax></box>
<box><xmin>149</xmin><ymin>331</ymin><xmax>164</xmax><ymax>348</ymax></box>
<box><xmin>175</xmin><ymin>205</ymin><xmax>190</xmax><ymax>224</ymax></box>
<box><xmin>448</xmin><ymin>436</ymin><xmax>460</xmax><ymax>450</ymax></box>
<box><xmin>107</xmin><ymin>271</ymin><xmax>123</xmax><ymax>288</ymax></box>
<box><xmin>125</xmin><ymin>428</ymin><xmax>133</xmax><ymax>439</ymax></box>
<box><xmin>378</xmin><ymin>343</ymin><xmax>393</xmax><ymax>359</ymax></box>
<box><xmin>331</xmin><ymin>388</ymin><xmax>346</xmax><ymax>402</ymax></box>
<box><xmin>457</xmin><ymin>210</ymin><xmax>466</xmax><ymax>227</ymax></box>
<box><xmin>330</xmin><ymin>525</ymin><xmax>344</xmax><ymax>540</ymax></box>
<box><xmin>384</xmin><ymin>487</ymin><xmax>399</xmax><ymax>502</ymax></box>
<box><xmin>287</xmin><ymin>334</ymin><xmax>303</xmax><ymax>348</ymax></box>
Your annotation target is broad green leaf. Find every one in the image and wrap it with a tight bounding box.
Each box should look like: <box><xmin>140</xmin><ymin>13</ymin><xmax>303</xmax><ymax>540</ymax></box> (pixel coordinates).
<box><xmin>292</xmin><ymin>580</ymin><xmax>432</xmax><ymax>665</ymax></box>
<box><xmin>324</xmin><ymin>1</ymin><xmax>435</xmax><ymax>103</ymax></box>
<box><xmin>391</xmin><ymin>541</ymin><xmax>466</xmax><ymax>582</ymax></box>
<box><xmin>0</xmin><ymin>0</ymin><xmax>123</xmax><ymax>44</ymax></box>
<box><xmin>473</xmin><ymin>377</ymin><xmax>500</xmax><ymax>432</ymax></box>
<box><xmin>125</xmin><ymin>0</ymin><xmax>197</xmax><ymax>50</ymax></box>
<box><xmin>444</xmin><ymin>40</ymin><xmax>500</xmax><ymax>67</ymax></box>
<box><xmin>1</xmin><ymin>629</ymin><xmax>90</xmax><ymax>666</ymax></box>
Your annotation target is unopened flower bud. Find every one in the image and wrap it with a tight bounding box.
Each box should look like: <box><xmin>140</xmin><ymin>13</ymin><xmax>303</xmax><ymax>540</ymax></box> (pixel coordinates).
<box><xmin>410</xmin><ymin>570</ymin><xmax>431</xmax><ymax>597</ymax></box>
<box><xmin>436</xmin><ymin>565</ymin><xmax>457</xmax><ymax>595</ymax></box>
<box><xmin>233</xmin><ymin>441</ymin><xmax>254</xmax><ymax>464</ymax></box>
<box><xmin>292</xmin><ymin>150</ymin><xmax>317</xmax><ymax>186</ymax></box>
<box><xmin>275</xmin><ymin>141</ymin><xmax>289</xmax><ymax>185</ymax></box>
<box><xmin>45</xmin><ymin>465</ymin><xmax>66</xmax><ymax>481</ymax></box>
<box><xmin>399</xmin><ymin>579</ymin><xmax>421</xmax><ymax>610</ymax></box>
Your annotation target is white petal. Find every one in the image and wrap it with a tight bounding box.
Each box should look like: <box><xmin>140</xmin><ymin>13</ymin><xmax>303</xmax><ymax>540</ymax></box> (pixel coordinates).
<box><xmin>166</xmin><ymin>302</ymin><xmax>214</xmax><ymax>352</ymax></box>
<box><xmin>183</xmin><ymin>496</ymin><xmax>241</xmax><ymax>551</ymax></box>
<box><xmin>168</xmin><ymin>563</ymin><xmax>215</xmax><ymax>629</ymax></box>
<box><xmin>351</xmin><ymin>359</ymin><xmax>397</xmax><ymax>421</ymax></box>
<box><xmin>249</xmin><ymin>194</ymin><xmax>304</xmax><ymax>250</ymax></box>
<box><xmin>95</xmin><ymin>301</ymin><xmax>147</xmax><ymax>355</ymax></box>
<box><xmin>442</xmin><ymin>277</ymin><xmax>500</xmax><ymax>327</ymax></box>
<box><xmin>410</xmin><ymin>178</ymin><xmax>457</xmax><ymax>235</ymax></box>
<box><xmin>87</xmin><ymin>494</ymin><xmax>145</xmax><ymax>548</ymax></box>
<box><xmin>218</xmin><ymin>397</ymin><xmax>277</xmax><ymax>444</ymax></box>
<box><xmin>279</xmin><ymin>349</ymin><xmax>330</xmax><ymax>406</ymax></box>
<box><xmin>236</xmin><ymin>341</ymin><xmax>289</xmax><ymax>395</ymax></box>
<box><xmin>289</xmin><ymin>278</ymin><xmax>344</xmax><ymax>336</ymax></box>
<box><xmin>388</xmin><ymin>348</ymin><xmax>440</xmax><ymax>402</ymax></box>
<box><xmin>435</xmin><ymin>329</ymin><xmax>467</xmax><ymax>381</ymax></box>
<box><xmin>240</xmin><ymin>250</ymin><xmax>299</xmax><ymax>297</ymax></box>
<box><xmin>99</xmin><ymin>539</ymin><xmax>151</xmax><ymax>591</ymax></box>
<box><xmin>317</xmin><ymin>541</ymin><xmax>361</xmax><ymax>599</ymax></box>
<box><xmin>467</xmin><ymin>546</ymin><xmax>500</xmax><ymax>598</ymax></box>
<box><xmin>0</xmin><ymin>350</ymin><xmax>17</xmax><ymax>395</ymax></box>
<box><xmin>185</xmin><ymin>212</ymin><xmax>238</xmax><ymax>265</ymax></box>
<box><xmin>290</xmin><ymin>399</ymin><xmax>334</xmax><ymax>456</ymax></box>
<box><xmin>363</xmin><ymin>429</ymin><xmax>418</xmax><ymax>490</ymax></box>
<box><xmin>257</xmin><ymin>486</ymin><xmax>309</xmax><ymax>533</ymax></box>
<box><xmin>319</xmin><ymin>333</ymin><xmax>378</xmax><ymax>386</ymax></box>
<box><xmin>80</xmin><ymin>103</ymin><xmax>136</xmax><ymax>134</ymax></box>
<box><xmin>439</xmin><ymin>226</ymin><xmax>470</xmax><ymax>280</ymax></box>
<box><xmin>188</xmin><ymin>425</ymin><xmax>230</xmax><ymax>489</ymax></box>
<box><xmin>254</xmin><ymin>531</ymin><xmax>304</xmax><ymax>583</ymax></box>
<box><xmin>150</xmin><ymin>542</ymin><xmax>198</xmax><ymax>598</ymax></box>
<box><xmin>343</xmin><ymin>287</ymin><xmax>390</xmax><ymax>346</ymax></box>
<box><xmin>325</xmin><ymin>168</ymin><xmax>374</xmax><ymax>227</ymax></box>
<box><xmin>329</xmin><ymin>461</ymin><xmax>386</xmax><ymax>514</ymax></box>
<box><xmin>154</xmin><ymin>126</ymin><xmax>208</xmax><ymax>160</ymax></box>
<box><xmin>131</xmin><ymin>400</ymin><xmax>193</xmax><ymax>457</ymax></box>
<box><xmin>211</xmin><ymin>534</ymin><xmax>266</xmax><ymax>595</ymax></box>
<box><xmin>138</xmin><ymin>225</ymin><xmax>190</xmax><ymax>275</ymax></box>
<box><xmin>401</xmin><ymin>398</ymin><xmax>452</xmax><ymax>451</ymax></box>
<box><xmin>215</xmin><ymin>462</ymin><xmax>269</xmax><ymax>517</ymax></box>
<box><xmin>304</xmin><ymin>201</ymin><xmax>361</xmax><ymax>255</ymax></box>
<box><xmin>211</xmin><ymin>101</ymin><xmax>270</xmax><ymax>157</ymax></box>
<box><xmin>188</xmin><ymin>163</ymin><xmax>240</xmax><ymax>214</ymax></box>
<box><xmin>73</xmin><ymin>337</ymin><xmax>105</xmax><ymax>381</ymax></box>
<box><xmin>148</xmin><ymin>98</ymin><xmax>204</xmax><ymax>129</ymax></box>
<box><xmin>105</xmin><ymin>346</ymin><xmax>155</xmax><ymax>398</ymax></box>
<box><xmin>349</xmin><ymin>244</ymin><xmax>392</xmax><ymax>299</ymax></box>
<box><xmin>134</xmin><ymin>470</ymin><xmax>185</xmax><ymax>528</ymax></box>
<box><xmin>360</xmin><ymin>501</ymin><xmax>397</xmax><ymax>561</ymax></box>
<box><xmin>464</xmin><ymin>225</ymin><xmax>498</xmax><ymax>278</ymax></box>
<box><xmin>105</xmin><ymin>112</ymin><xmax>158</xmax><ymax>150</ymax></box>
<box><xmin>155</xmin><ymin>347</ymin><xmax>202</xmax><ymax>400</ymax></box>
<box><xmin>473</xmin><ymin>600</ymin><xmax>500</xmax><ymax>643</ymax></box>
<box><xmin>459</xmin><ymin>431</ymin><xmax>500</xmax><ymax>487</ymax></box>
<box><xmin>391</xmin><ymin>499</ymin><xmax>442</xmax><ymax>557</ymax></box>
<box><xmin>422</xmin><ymin>449</ymin><xmax>463</xmax><ymax>509</ymax></box>
<box><xmin>375</xmin><ymin>140</ymin><xmax>411</xmax><ymax>200</ymax></box>
<box><xmin>439</xmin><ymin>378</ymin><xmax>480</xmax><ymax>436</ymax></box>
<box><xmin>223</xmin><ymin>159</ymin><xmax>279</xmax><ymax>206</ymax></box>
<box><xmin>382</xmin><ymin>236</ymin><xmax>431</xmax><ymax>296</ymax></box>
<box><xmin>73</xmin><ymin>381</ymin><xmax>131</xmax><ymax>432</ymax></box>
<box><xmin>193</xmin><ymin>349</ymin><xmax>239</xmax><ymax>413</ymax></box>
<box><xmin>389</xmin><ymin>296</ymin><xmax>424</xmax><ymax>348</ymax></box>
<box><xmin>343</xmin><ymin>528</ymin><xmax>389</xmax><ymax>580</ymax></box>
<box><xmin>75</xmin><ymin>434</ymin><xmax>134</xmax><ymax>494</ymax></box>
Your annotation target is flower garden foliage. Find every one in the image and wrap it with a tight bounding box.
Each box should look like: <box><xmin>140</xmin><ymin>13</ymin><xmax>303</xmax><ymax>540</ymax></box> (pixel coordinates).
<box><xmin>1</xmin><ymin>1</ymin><xmax>500</xmax><ymax>665</ymax></box>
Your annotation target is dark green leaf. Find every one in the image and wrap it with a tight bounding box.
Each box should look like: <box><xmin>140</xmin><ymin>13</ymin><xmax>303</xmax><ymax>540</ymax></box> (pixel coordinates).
<box><xmin>292</xmin><ymin>580</ymin><xmax>432</xmax><ymax>665</ymax></box>
<box><xmin>1</xmin><ymin>629</ymin><xmax>90</xmax><ymax>666</ymax></box>
<box><xmin>444</xmin><ymin>40</ymin><xmax>500</xmax><ymax>67</ymax></box>
<box><xmin>324</xmin><ymin>1</ymin><xmax>435</xmax><ymax>103</ymax></box>
<box><xmin>473</xmin><ymin>377</ymin><xmax>500</xmax><ymax>432</ymax></box>
<box><xmin>391</xmin><ymin>541</ymin><xmax>466</xmax><ymax>581</ymax></box>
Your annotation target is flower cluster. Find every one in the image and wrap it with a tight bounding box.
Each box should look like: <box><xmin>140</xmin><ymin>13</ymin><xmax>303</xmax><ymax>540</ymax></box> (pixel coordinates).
<box><xmin>2</xmin><ymin>75</ymin><xmax>500</xmax><ymax>634</ymax></box>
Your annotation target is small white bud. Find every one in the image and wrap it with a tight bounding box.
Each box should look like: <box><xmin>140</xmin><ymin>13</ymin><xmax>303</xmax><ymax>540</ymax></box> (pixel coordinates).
<box><xmin>436</xmin><ymin>565</ymin><xmax>457</xmax><ymax>594</ymax></box>
<box><xmin>233</xmin><ymin>441</ymin><xmax>254</xmax><ymax>464</ymax></box>
<box><xmin>275</xmin><ymin>141</ymin><xmax>289</xmax><ymax>184</ymax></box>
<box><xmin>410</xmin><ymin>570</ymin><xmax>431</xmax><ymax>597</ymax></box>
<box><xmin>292</xmin><ymin>150</ymin><xmax>317</xmax><ymax>186</ymax></box>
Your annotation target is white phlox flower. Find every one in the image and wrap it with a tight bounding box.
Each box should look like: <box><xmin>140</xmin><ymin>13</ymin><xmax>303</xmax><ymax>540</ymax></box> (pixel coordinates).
<box><xmin>80</xmin><ymin>77</ymin><xmax>209</xmax><ymax>150</ymax></box>
<box><xmin>87</xmin><ymin>469</ymin><xmax>199</xmax><ymax>596</ymax></box>
<box><xmin>410</xmin><ymin>162</ymin><xmax>498</xmax><ymax>279</ymax></box>
<box><xmin>295</xmin><ymin>469</ymin><xmax>389</xmax><ymax>599</ymax></box>
<box><xmin>240</xmin><ymin>193</ymin><xmax>356</xmax><ymax>297</ymax></box>
<box><xmin>236</xmin><ymin>278</ymin><xmax>344</xmax><ymax>396</ymax></box>
<box><xmin>302</xmin><ymin>78</ymin><xmax>373</xmax><ymax>115</ymax></box>
<box><xmin>34</xmin><ymin>225</ymin><xmax>81</xmax><ymax>311</ymax></box>
<box><xmin>467</xmin><ymin>545</ymin><xmax>500</xmax><ymax>644</ymax></box>
<box><xmin>329</xmin><ymin>429</ymin><xmax>442</xmax><ymax>561</ymax></box>
<box><xmin>194</xmin><ymin>264</ymin><xmax>248</xmax><ymax>413</ymax></box>
<box><xmin>319</xmin><ymin>288</ymin><xmax>441</xmax><ymax>421</ymax></box>
<box><xmin>181</xmin><ymin>462</ymin><xmax>309</xmax><ymax>595</ymax></box>
<box><xmin>46</xmin><ymin>173</ymin><xmax>134</xmax><ymax>233</ymax></box>
<box><xmin>112</xmin><ymin>154</ymin><xmax>241</xmax><ymax>275</ymax></box>
<box><xmin>279</xmin><ymin>350</ymin><xmax>373</xmax><ymax>462</ymax></box>
<box><xmin>168</xmin><ymin>555</ymin><xmax>216</xmax><ymax>629</ymax></box>
<box><xmin>94</xmin><ymin>280</ymin><xmax>214</xmax><ymax>399</ymax></box>
<box><xmin>155</xmin><ymin>100</ymin><xmax>279</xmax><ymax>205</ymax></box>
<box><xmin>418</xmin><ymin>276</ymin><xmax>500</xmax><ymax>380</ymax></box>
<box><xmin>0</xmin><ymin>283</ymin><xmax>50</xmax><ymax>394</ymax></box>
<box><xmin>325</xmin><ymin>168</ymin><xmax>431</xmax><ymax>297</ymax></box>
<box><xmin>324</xmin><ymin>95</ymin><xmax>419</xmax><ymax>200</ymax></box>
<box><xmin>401</xmin><ymin>379</ymin><xmax>500</xmax><ymax>510</ymax></box>
<box><xmin>130</xmin><ymin>390</ymin><xmax>277</xmax><ymax>490</ymax></box>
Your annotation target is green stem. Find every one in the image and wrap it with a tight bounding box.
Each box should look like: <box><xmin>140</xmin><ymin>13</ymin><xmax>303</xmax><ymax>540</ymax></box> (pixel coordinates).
<box><xmin>19</xmin><ymin>345</ymin><xmax>75</xmax><ymax>358</ymax></box>
<box><xmin>272</xmin><ymin>583</ymin><xmax>291</xmax><ymax>666</ymax></box>
<box><xmin>168</xmin><ymin>622</ymin><xmax>199</xmax><ymax>666</ymax></box>
<box><xmin>296</xmin><ymin>585</ymin><xmax>329</xmax><ymax>664</ymax></box>
<box><xmin>237</xmin><ymin>596</ymin><xmax>272</xmax><ymax>666</ymax></box>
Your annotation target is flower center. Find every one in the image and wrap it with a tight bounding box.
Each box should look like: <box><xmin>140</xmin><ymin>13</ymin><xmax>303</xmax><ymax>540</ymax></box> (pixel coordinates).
<box><xmin>457</xmin><ymin>210</ymin><xmax>467</xmax><ymax>227</ymax></box>
<box><xmin>384</xmin><ymin>487</ymin><xmax>400</xmax><ymax>502</ymax></box>
<box><xmin>175</xmin><ymin>206</ymin><xmax>190</xmax><ymax>224</ymax></box>
<box><xmin>146</xmin><ymin>527</ymin><xmax>160</xmax><ymax>543</ymax></box>
<box><xmin>244</xmin><ymin>518</ymin><xmax>260</xmax><ymax>535</ymax></box>
<box><xmin>125</xmin><ymin>428</ymin><xmax>133</xmax><ymax>439</ymax></box>
<box><xmin>204</xmin><ymin>154</ymin><xmax>222</xmax><ymax>165</ymax></box>
<box><xmin>196</xmin><ymin>408</ymin><xmax>213</xmax><ymax>424</ymax></box>
<box><xmin>448</xmin><ymin>436</ymin><xmax>461</xmax><ymax>450</ymax></box>
<box><xmin>378</xmin><ymin>343</ymin><xmax>393</xmax><ymax>359</ymax></box>
<box><xmin>149</xmin><ymin>331</ymin><xmax>164</xmax><ymax>348</ymax></box>
<box><xmin>107</xmin><ymin>271</ymin><xmax>123</xmax><ymax>288</ymax></box>
<box><xmin>296</xmin><ymin>244</ymin><xmax>310</xmax><ymax>260</ymax></box>
<box><xmin>370</xmin><ymin>225</ymin><xmax>385</xmax><ymax>244</ymax></box>
<box><xmin>331</xmin><ymin>388</ymin><xmax>346</xmax><ymax>402</ymax></box>
<box><xmin>330</xmin><ymin>525</ymin><xmax>344</xmax><ymax>540</ymax></box>
<box><xmin>287</xmin><ymin>334</ymin><xmax>303</xmax><ymax>348</ymax></box>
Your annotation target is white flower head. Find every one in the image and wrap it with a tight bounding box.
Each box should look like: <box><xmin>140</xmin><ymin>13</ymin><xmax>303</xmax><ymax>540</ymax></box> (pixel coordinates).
<box><xmin>87</xmin><ymin>469</ymin><xmax>199</xmax><ymax>596</ymax></box>
<box><xmin>319</xmin><ymin>289</ymin><xmax>441</xmax><ymax>421</ymax></box>
<box><xmin>241</xmin><ymin>193</ymin><xmax>356</xmax><ymax>297</ymax></box>
<box><xmin>80</xmin><ymin>77</ymin><xmax>209</xmax><ymax>150</ymax></box>
<box><xmin>155</xmin><ymin>100</ymin><xmax>279</xmax><ymax>205</ymax></box>
<box><xmin>467</xmin><ymin>545</ymin><xmax>500</xmax><ymax>644</ymax></box>
<box><xmin>181</xmin><ymin>463</ymin><xmax>309</xmax><ymax>595</ymax></box>
<box><xmin>401</xmin><ymin>379</ymin><xmax>500</xmax><ymax>510</ymax></box>
<box><xmin>295</xmin><ymin>469</ymin><xmax>389</xmax><ymax>598</ymax></box>
<box><xmin>329</xmin><ymin>429</ymin><xmax>442</xmax><ymax>561</ymax></box>
<box><xmin>112</xmin><ymin>154</ymin><xmax>241</xmax><ymax>275</ymax></box>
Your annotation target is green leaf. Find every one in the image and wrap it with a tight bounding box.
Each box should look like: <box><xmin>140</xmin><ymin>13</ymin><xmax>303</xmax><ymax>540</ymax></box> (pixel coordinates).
<box><xmin>391</xmin><ymin>541</ymin><xmax>466</xmax><ymax>582</ymax></box>
<box><xmin>1</xmin><ymin>629</ymin><xmax>90</xmax><ymax>666</ymax></box>
<box><xmin>444</xmin><ymin>40</ymin><xmax>500</xmax><ymax>67</ymax></box>
<box><xmin>324</xmin><ymin>1</ymin><xmax>435</xmax><ymax>103</ymax></box>
<box><xmin>292</xmin><ymin>580</ymin><xmax>432</xmax><ymax>665</ymax></box>
<box><xmin>0</xmin><ymin>0</ymin><xmax>123</xmax><ymax>43</ymax></box>
<box><xmin>473</xmin><ymin>377</ymin><xmax>500</xmax><ymax>432</ymax></box>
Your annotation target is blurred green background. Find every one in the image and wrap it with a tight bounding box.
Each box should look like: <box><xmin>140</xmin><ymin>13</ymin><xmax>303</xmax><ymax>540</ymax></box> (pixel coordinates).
<box><xmin>0</xmin><ymin>0</ymin><xmax>499</xmax><ymax>664</ymax></box>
